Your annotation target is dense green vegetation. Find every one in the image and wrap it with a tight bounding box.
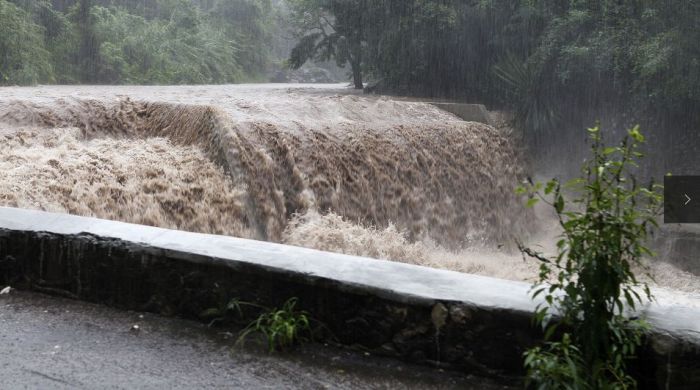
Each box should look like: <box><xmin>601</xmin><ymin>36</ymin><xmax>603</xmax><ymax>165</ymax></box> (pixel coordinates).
<box><xmin>0</xmin><ymin>0</ymin><xmax>276</xmax><ymax>84</ymax></box>
<box><xmin>0</xmin><ymin>0</ymin><xmax>53</xmax><ymax>84</ymax></box>
<box><xmin>287</xmin><ymin>0</ymin><xmax>368</xmax><ymax>88</ymax></box>
<box><xmin>518</xmin><ymin>126</ymin><xmax>662</xmax><ymax>388</ymax></box>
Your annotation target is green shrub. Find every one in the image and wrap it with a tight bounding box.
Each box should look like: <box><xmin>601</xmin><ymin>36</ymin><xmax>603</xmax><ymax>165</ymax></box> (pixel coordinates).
<box><xmin>236</xmin><ymin>297</ymin><xmax>312</xmax><ymax>352</ymax></box>
<box><xmin>517</xmin><ymin>124</ymin><xmax>663</xmax><ymax>389</ymax></box>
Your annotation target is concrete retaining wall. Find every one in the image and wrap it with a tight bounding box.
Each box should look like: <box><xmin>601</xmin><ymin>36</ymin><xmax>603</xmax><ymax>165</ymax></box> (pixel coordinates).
<box><xmin>430</xmin><ymin>103</ymin><xmax>493</xmax><ymax>125</ymax></box>
<box><xmin>654</xmin><ymin>225</ymin><xmax>700</xmax><ymax>276</ymax></box>
<box><xmin>0</xmin><ymin>207</ymin><xmax>698</xmax><ymax>387</ymax></box>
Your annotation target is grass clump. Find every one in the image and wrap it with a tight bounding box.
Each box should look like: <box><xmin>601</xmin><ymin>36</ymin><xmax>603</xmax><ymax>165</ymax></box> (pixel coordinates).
<box><xmin>236</xmin><ymin>297</ymin><xmax>312</xmax><ymax>353</ymax></box>
<box><xmin>517</xmin><ymin>124</ymin><xmax>663</xmax><ymax>389</ymax></box>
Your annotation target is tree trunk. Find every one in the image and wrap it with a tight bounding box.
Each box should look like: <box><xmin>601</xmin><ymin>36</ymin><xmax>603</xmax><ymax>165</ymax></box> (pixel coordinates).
<box><xmin>351</xmin><ymin>60</ymin><xmax>363</xmax><ymax>89</ymax></box>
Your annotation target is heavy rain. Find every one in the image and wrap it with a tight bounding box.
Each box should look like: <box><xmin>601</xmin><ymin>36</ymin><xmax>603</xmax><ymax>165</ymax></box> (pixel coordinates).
<box><xmin>0</xmin><ymin>1</ymin><xmax>699</xmax><ymax>388</ymax></box>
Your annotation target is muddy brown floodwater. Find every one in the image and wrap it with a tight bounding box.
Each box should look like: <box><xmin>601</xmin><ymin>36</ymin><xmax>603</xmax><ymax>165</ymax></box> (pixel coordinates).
<box><xmin>0</xmin><ymin>84</ymin><xmax>697</xmax><ymax>294</ymax></box>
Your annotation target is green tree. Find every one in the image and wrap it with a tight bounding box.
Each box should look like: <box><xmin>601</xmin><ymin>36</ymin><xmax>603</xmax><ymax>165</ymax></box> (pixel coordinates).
<box><xmin>72</xmin><ymin>0</ymin><xmax>101</xmax><ymax>82</ymax></box>
<box><xmin>208</xmin><ymin>0</ymin><xmax>274</xmax><ymax>80</ymax></box>
<box><xmin>288</xmin><ymin>0</ymin><xmax>368</xmax><ymax>89</ymax></box>
<box><xmin>0</xmin><ymin>0</ymin><xmax>53</xmax><ymax>84</ymax></box>
<box><xmin>2</xmin><ymin>0</ymin><xmax>278</xmax><ymax>85</ymax></box>
<box><xmin>91</xmin><ymin>3</ymin><xmax>242</xmax><ymax>84</ymax></box>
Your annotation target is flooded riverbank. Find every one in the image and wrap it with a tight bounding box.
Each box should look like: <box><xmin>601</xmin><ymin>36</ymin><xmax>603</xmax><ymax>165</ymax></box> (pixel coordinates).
<box><xmin>0</xmin><ymin>84</ymin><xmax>697</xmax><ymax>293</ymax></box>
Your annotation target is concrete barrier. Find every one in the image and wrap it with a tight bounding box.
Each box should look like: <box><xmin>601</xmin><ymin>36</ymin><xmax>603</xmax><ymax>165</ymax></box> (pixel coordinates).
<box><xmin>0</xmin><ymin>207</ymin><xmax>698</xmax><ymax>387</ymax></box>
<box><xmin>654</xmin><ymin>225</ymin><xmax>700</xmax><ymax>276</ymax></box>
<box><xmin>430</xmin><ymin>103</ymin><xmax>493</xmax><ymax>125</ymax></box>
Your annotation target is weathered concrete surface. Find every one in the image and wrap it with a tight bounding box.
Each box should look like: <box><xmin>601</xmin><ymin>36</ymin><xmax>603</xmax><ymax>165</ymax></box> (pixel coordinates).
<box><xmin>0</xmin><ymin>207</ymin><xmax>534</xmax><ymax>309</ymax></box>
<box><xmin>1</xmin><ymin>290</ymin><xmax>509</xmax><ymax>389</ymax></box>
<box><xmin>654</xmin><ymin>225</ymin><xmax>700</xmax><ymax>275</ymax></box>
<box><xmin>430</xmin><ymin>103</ymin><xmax>493</xmax><ymax>125</ymax></box>
<box><xmin>0</xmin><ymin>207</ymin><xmax>699</xmax><ymax>388</ymax></box>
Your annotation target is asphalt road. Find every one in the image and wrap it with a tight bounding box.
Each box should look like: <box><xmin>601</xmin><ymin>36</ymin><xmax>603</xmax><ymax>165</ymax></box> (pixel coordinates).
<box><xmin>0</xmin><ymin>290</ymin><xmax>513</xmax><ymax>389</ymax></box>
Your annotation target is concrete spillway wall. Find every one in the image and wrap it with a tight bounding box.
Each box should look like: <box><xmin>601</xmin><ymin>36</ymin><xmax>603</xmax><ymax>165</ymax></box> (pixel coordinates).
<box><xmin>0</xmin><ymin>207</ymin><xmax>698</xmax><ymax>388</ymax></box>
<box><xmin>655</xmin><ymin>225</ymin><xmax>700</xmax><ymax>276</ymax></box>
<box><xmin>430</xmin><ymin>103</ymin><xmax>494</xmax><ymax>125</ymax></box>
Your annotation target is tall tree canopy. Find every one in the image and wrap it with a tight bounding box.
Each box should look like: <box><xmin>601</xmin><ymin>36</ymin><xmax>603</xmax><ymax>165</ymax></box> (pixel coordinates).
<box><xmin>0</xmin><ymin>0</ymin><xmax>53</xmax><ymax>84</ymax></box>
<box><xmin>0</xmin><ymin>0</ymin><xmax>277</xmax><ymax>84</ymax></box>
<box><xmin>288</xmin><ymin>0</ymin><xmax>368</xmax><ymax>88</ymax></box>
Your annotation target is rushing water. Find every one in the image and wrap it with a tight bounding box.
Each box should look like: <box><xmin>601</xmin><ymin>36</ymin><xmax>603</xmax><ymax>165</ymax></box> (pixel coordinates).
<box><xmin>0</xmin><ymin>84</ymin><xmax>697</xmax><ymax>291</ymax></box>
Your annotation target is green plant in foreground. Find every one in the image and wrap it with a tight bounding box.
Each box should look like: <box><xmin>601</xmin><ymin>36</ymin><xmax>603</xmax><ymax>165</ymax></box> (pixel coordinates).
<box><xmin>236</xmin><ymin>297</ymin><xmax>312</xmax><ymax>352</ymax></box>
<box><xmin>517</xmin><ymin>124</ymin><xmax>663</xmax><ymax>389</ymax></box>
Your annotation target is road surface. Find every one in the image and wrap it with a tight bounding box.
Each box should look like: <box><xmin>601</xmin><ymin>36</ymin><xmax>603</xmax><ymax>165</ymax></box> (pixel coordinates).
<box><xmin>0</xmin><ymin>290</ymin><xmax>513</xmax><ymax>389</ymax></box>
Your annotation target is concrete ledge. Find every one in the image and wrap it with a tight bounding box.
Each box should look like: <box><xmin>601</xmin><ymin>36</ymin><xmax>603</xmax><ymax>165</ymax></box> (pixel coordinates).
<box><xmin>0</xmin><ymin>207</ymin><xmax>699</xmax><ymax>387</ymax></box>
<box><xmin>430</xmin><ymin>103</ymin><xmax>493</xmax><ymax>125</ymax></box>
<box><xmin>654</xmin><ymin>225</ymin><xmax>700</xmax><ymax>276</ymax></box>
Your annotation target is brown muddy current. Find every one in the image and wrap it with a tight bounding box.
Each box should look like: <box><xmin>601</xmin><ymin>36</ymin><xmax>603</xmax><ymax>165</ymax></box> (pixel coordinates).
<box><xmin>0</xmin><ymin>85</ymin><xmax>697</xmax><ymax>292</ymax></box>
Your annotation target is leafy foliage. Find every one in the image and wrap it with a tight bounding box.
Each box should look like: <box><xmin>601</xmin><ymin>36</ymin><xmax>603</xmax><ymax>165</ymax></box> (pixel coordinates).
<box><xmin>92</xmin><ymin>4</ymin><xmax>242</xmax><ymax>84</ymax></box>
<box><xmin>287</xmin><ymin>0</ymin><xmax>368</xmax><ymax>88</ymax></box>
<box><xmin>0</xmin><ymin>0</ymin><xmax>53</xmax><ymax>84</ymax></box>
<box><xmin>0</xmin><ymin>0</ymin><xmax>275</xmax><ymax>85</ymax></box>
<box><xmin>517</xmin><ymin>125</ymin><xmax>663</xmax><ymax>388</ymax></box>
<box><xmin>236</xmin><ymin>297</ymin><xmax>312</xmax><ymax>352</ymax></box>
<box><xmin>207</xmin><ymin>0</ymin><xmax>274</xmax><ymax>80</ymax></box>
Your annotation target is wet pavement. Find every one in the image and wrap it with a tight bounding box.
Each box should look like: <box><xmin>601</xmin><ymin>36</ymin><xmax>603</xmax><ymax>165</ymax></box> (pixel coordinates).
<box><xmin>0</xmin><ymin>290</ymin><xmax>514</xmax><ymax>389</ymax></box>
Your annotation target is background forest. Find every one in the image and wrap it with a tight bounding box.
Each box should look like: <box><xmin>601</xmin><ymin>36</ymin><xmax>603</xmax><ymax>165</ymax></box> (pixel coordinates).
<box><xmin>2</xmin><ymin>0</ymin><xmax>699</xmax><ymax>174</ymax></box>
<box><xmin>0</xmin><ymin>0</ymin><xmax>287</xmax><ymax>84</ymax></box>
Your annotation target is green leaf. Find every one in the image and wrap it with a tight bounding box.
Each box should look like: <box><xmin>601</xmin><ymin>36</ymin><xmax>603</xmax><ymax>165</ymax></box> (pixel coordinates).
<box><xmin>628</xmin><ymin>125</ymin><xmax>645</xmax><ymax>142</ymax></box>
<box><xmin>544</xmin><ymin>323</ymin><xmax>559</xmax><ymax>341</ymax></box>
<box><xmin>544</xmin><ymin>180</ymin><xmax>557</xmax><ymax>195</ymax></box>
<box><xmin>603</xmin><ymin>147</ymin><xmax>617</xmax><ymax>155</ymax></box>
<box><xmin>555</xmin><ymin>195</ymin><xmax>564</xmax><ymax>213</ymax></box>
